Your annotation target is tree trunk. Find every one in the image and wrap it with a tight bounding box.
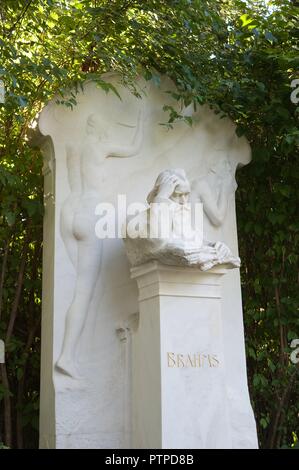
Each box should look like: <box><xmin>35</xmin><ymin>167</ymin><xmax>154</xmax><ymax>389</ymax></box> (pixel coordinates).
<box><xmin>0</xmin><ymin>363</ymin><xmax>12</xmax><ymax>448</ymax></box>
<box><xmin>0</xmin><ymin>238</ymin><xmax>9</xmax><ymax>321</ymax></box>
<box><xmin>5</xmin><ymin>245</ymin><xmax>27</xmax><ymax>344</ymax></box>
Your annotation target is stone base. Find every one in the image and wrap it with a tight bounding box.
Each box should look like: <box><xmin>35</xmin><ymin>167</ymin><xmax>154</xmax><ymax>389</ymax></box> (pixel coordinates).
<box><xmin>131</xmin><ymin>261</ymin><xmax>237</xmax><ymax>449</ymax></box>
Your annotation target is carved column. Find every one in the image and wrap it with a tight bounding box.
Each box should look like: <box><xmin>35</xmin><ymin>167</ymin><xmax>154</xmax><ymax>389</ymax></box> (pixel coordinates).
<box><xmin>131</xmin><ymin>261</ymin><xmax>233</xmax><ymax>449</ymax></box>
<box><xmin>39</xmin><ymin>138</ymin><xmax>56</xmax><ymax>448</ymax></box>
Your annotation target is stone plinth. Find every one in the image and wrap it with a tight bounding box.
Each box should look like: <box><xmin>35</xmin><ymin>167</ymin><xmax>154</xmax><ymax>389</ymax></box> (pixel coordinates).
<box><xmin>131</xmin><ymin>261</ymin><xmax>233</xmax><ymax>449</ymax></box>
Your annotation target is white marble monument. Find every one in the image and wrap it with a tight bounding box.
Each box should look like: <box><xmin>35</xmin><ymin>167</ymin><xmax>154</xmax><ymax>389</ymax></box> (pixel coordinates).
<box><xmin>35</xmin><ymin>73</ymin><xmax>258</xmax><ymax>448</ymax></box>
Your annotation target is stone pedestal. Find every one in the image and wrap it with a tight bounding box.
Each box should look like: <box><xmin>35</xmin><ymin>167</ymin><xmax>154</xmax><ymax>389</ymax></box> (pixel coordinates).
<box><xmin>131</xmin><ymin>261</ymin><xmax>233</xmax><ymax>449</ymax></box>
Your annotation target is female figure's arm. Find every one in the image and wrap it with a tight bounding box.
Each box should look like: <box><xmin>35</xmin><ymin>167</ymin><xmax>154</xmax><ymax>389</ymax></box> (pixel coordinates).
<box><xmin>106</xmin><ymin>109</ymin><xmax>143</xmax><ymax>158</ymax></box>
<box><xmin>193</xmin><ymin>176</ymin><xmax>236</xmax><ymax>227</ymax></box>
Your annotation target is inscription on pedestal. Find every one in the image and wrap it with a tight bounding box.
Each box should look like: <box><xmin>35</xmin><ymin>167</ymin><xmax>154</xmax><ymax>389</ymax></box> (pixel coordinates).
<box><xmin>167</xmin><ymin>352</ymin><xmax>219</xmax><ymax>368</ymax></box>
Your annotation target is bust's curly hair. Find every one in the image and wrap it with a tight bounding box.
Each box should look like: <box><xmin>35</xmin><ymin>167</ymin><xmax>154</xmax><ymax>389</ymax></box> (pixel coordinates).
<box><xmin>146</xmin><ymin>168</ymin><xmax>188</xmax><ymax>204</ymax></box>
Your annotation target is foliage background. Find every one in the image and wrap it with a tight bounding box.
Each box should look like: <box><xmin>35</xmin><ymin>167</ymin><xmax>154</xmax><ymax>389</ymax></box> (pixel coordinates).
<box><xmin>0</xmin><ymin>0</ymin><xmax>298</xmax><ymax>448</ymax></box>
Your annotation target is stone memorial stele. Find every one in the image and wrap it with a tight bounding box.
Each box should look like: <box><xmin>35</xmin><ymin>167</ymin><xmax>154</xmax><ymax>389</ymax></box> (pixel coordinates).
<box><xmin>33</xmin><ymin>73</ymin><xmax>258</xmax><ymax>449</ymax></box>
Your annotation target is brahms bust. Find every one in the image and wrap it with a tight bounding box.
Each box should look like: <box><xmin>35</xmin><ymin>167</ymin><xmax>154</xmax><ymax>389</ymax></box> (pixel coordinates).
<box><xmin>123</xmin><ymin>168</ymin><xmax>240</xmax><ymax>271</ymax></box>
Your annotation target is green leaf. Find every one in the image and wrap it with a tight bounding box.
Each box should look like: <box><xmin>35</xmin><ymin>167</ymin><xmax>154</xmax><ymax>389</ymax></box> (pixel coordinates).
<box><xmin>260</xmin><ymin>418</ymin><xmax>268</xmax><ymax>429</ymax></box>
<box><xmin>240</xmin><ymin>14</ymin><xmax>254</xmax><ymax>27</ymax></box>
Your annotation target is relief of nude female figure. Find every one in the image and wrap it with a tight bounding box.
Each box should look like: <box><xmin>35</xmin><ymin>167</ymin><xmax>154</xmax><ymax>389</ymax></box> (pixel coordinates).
<box><xmin>56</xmin><ymin>110</ymin><xmax>143</xmax><ymax>379</ymax></box>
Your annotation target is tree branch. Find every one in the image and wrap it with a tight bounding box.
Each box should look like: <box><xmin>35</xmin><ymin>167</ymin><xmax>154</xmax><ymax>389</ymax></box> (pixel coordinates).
<box><xmin>0</xmin><ymin>363</ymin><xmax>12</xmax><ymax>448</ymax></box>
<box><xmin>5</xmin><ymin>241</ymin><xmax>28</xmax><ymax>345</ymax></box>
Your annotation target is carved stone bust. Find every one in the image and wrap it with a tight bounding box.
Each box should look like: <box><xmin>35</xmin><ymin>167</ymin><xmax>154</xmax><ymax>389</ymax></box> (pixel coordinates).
<box><xmin>123</xmin><ymin>168</ymin><xmax>240</xmax><ymax>271</ymax></box>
